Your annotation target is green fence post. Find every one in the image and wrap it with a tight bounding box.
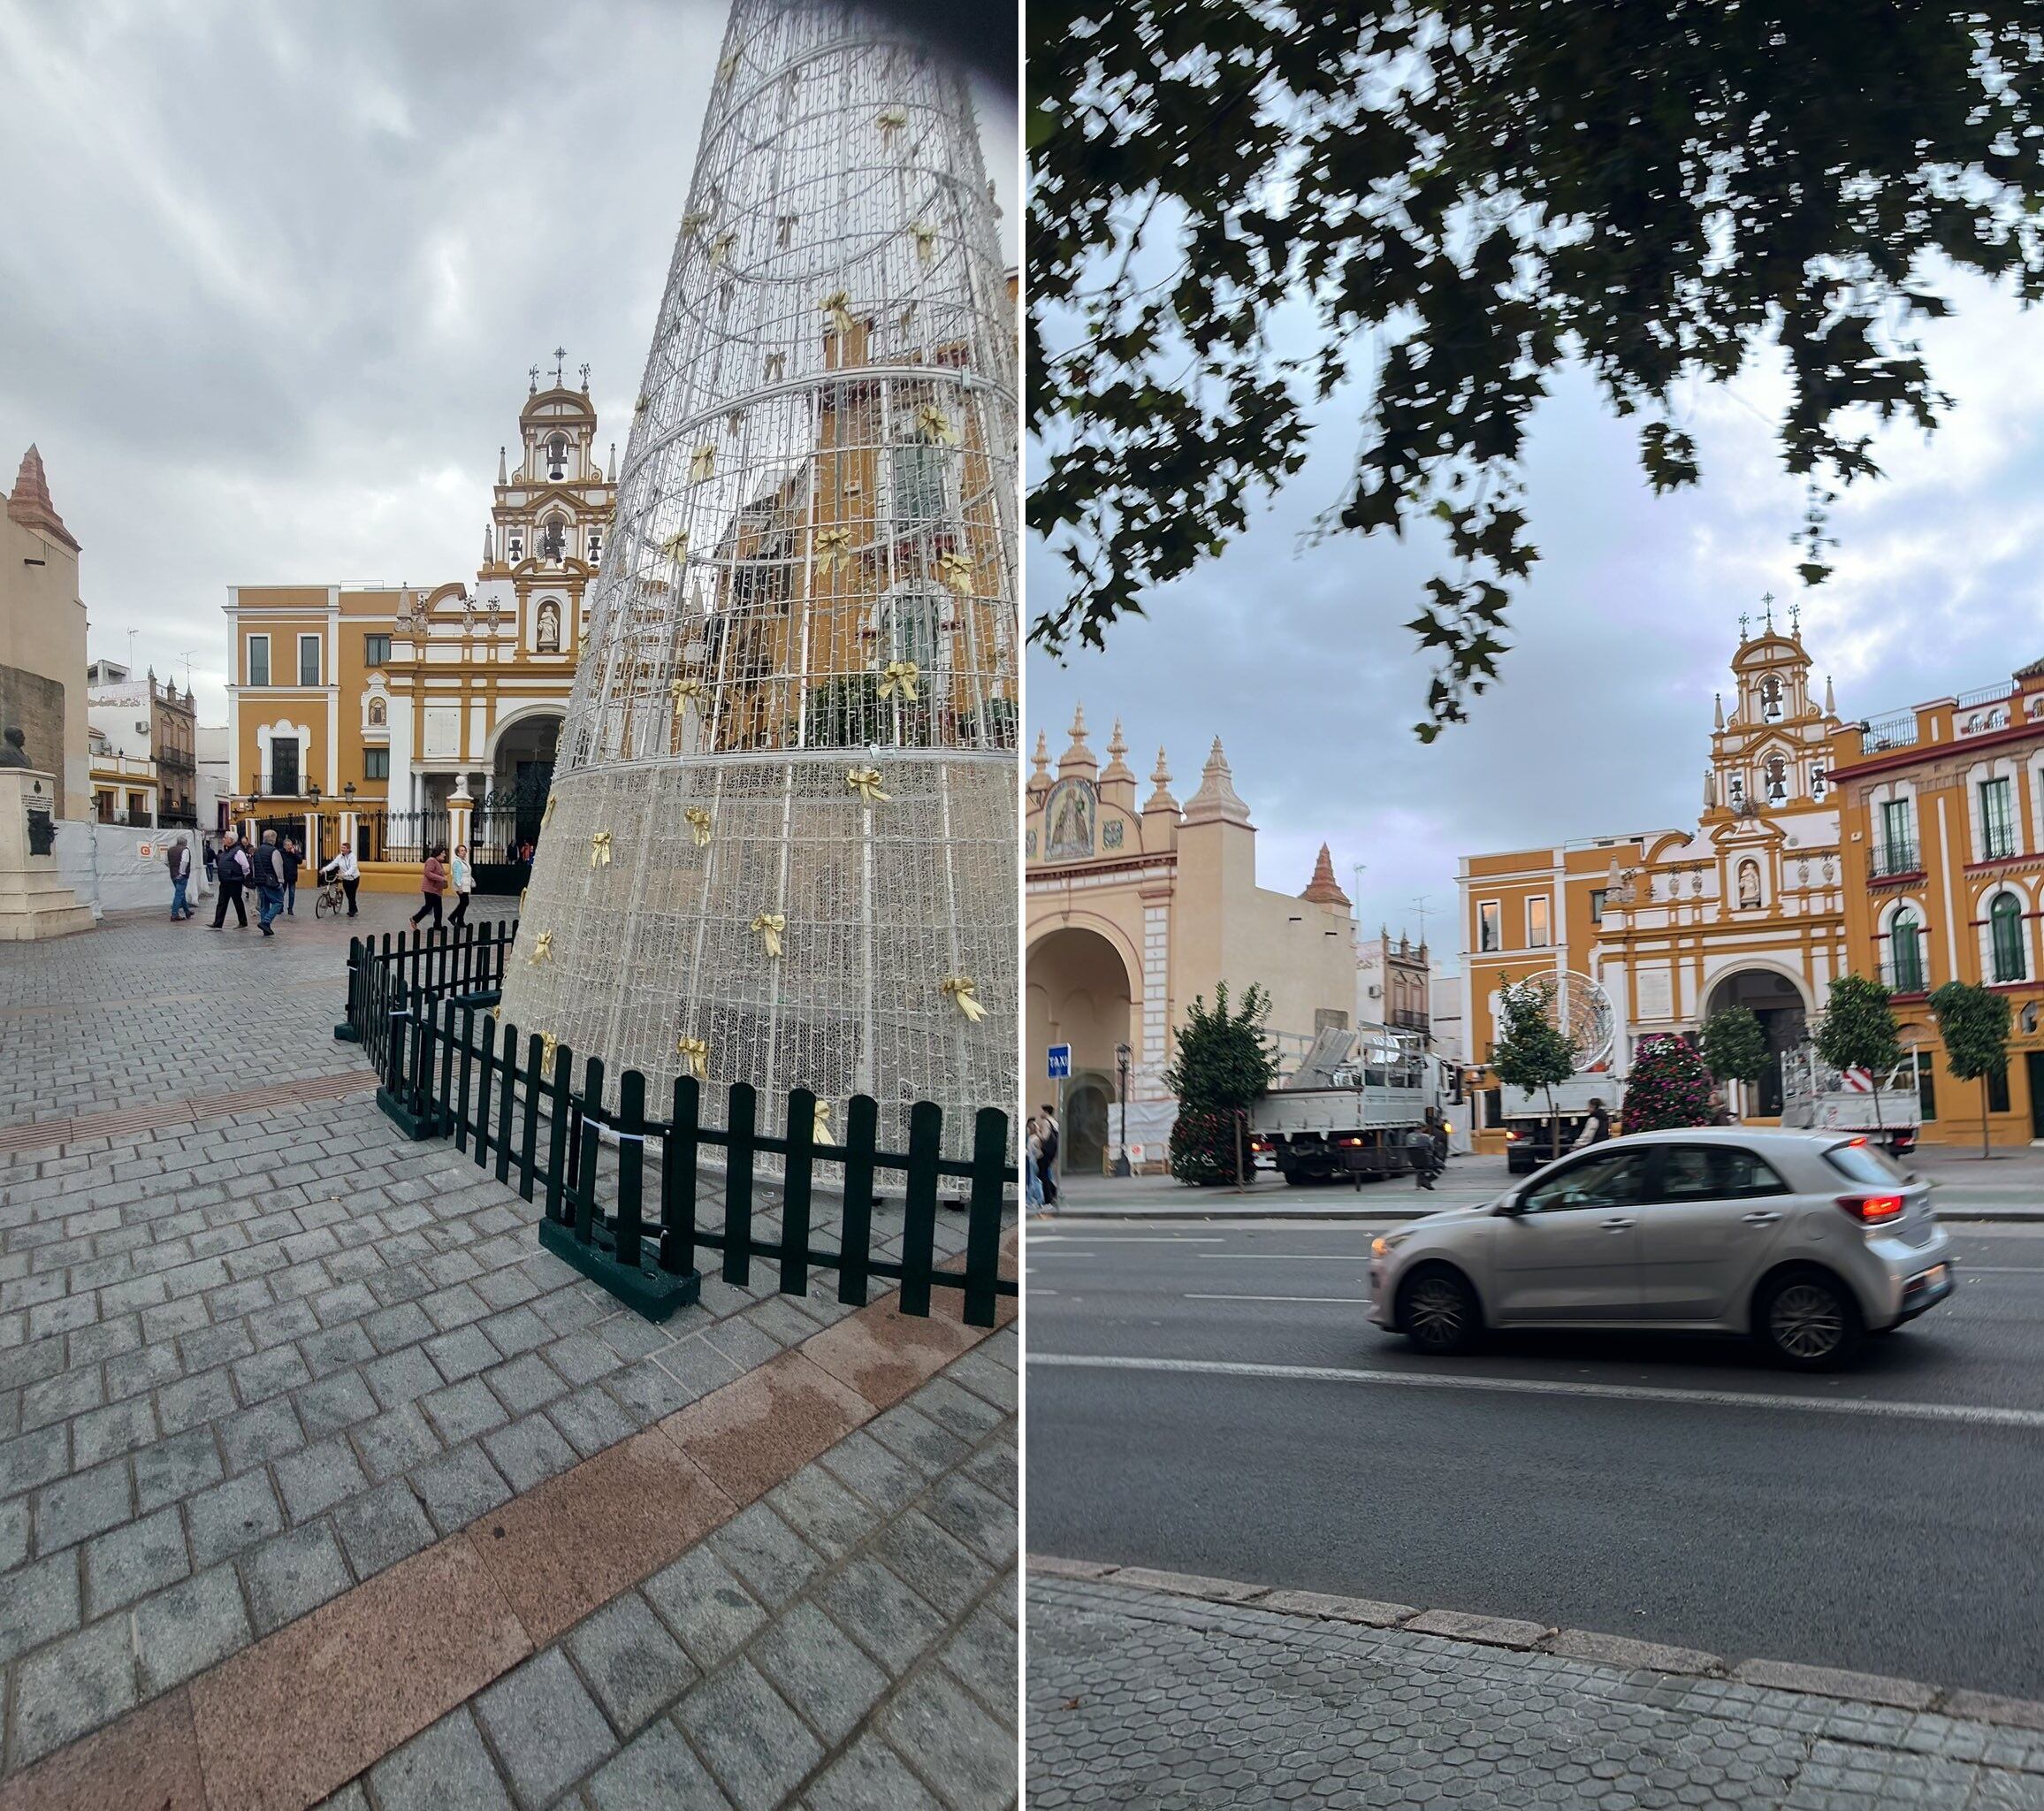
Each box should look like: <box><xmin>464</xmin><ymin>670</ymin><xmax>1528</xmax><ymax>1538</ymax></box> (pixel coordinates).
<box><xmin>961</xmin><ymin>1107</ymin><xmax>1009</xmax><ymax>1328</ymax></box>
<box><xmin>543</xmin><ymin>1043</ymin><xmax>574</xmax><ymax>1224</ymax></box>
<box><xmin>782</xmin><ymin>1089</ymin><xmax>816</xmax><ymax>1298</ymax></box>
<box><xmin>336</xmin><ymin>936</ymin><xmax>361</xmax><ymax>1042</ymax></box>
<box><xmin>494</xmin><ymin>1018</ymin><xmax>517</xmax><ymax>1186</ymax></box>
<box><xmin>573</xmin><ymin>1057</ymin><xmax>605</xmax><ymax>1246</ymax></box>
<box><xmin>724</xmin><ymin>1083</ymin><xmax>756</xmax><ymax>1287</ymax></box>
<box><xmin>517</xmin><ymin>1030</ymin><xmax>543</xmax><ymax>1203</ymax></box>
<box><xmin>899</xmin><ymin>1101</ymin><xmax>942</xmax><ymax>1318</ymax></box>
<box><xmin>614</xmin><ymin>1069</ymin><xmax>646</xmax><ymax>1272</ymax></box>
<box><xmin>836</xmin><ymin>1096</ymin><xmax>879</xmax><ymax>1307</ymax></box>
<box><xmin>662</xmin><ymin>1076</ymin><xmax>701</xmax><ymax>1276</ymax></box>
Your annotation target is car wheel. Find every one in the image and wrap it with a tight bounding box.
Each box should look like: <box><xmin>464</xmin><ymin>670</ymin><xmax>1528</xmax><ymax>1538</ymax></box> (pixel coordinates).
<box><xmin>1757</xmin><ymin>1268</ymin><xmax>1863</xmax><ymax>1372</ymax></box>
<box><xmin>1399</xmin><ymin>1265</ymin><xmax>1480</xmax><ymax>1356</ymax></box>
<box><xmin>1283</xmin><ymin>1169</ymin><xmax>1315</xmax><ymax>1187</ymax></box>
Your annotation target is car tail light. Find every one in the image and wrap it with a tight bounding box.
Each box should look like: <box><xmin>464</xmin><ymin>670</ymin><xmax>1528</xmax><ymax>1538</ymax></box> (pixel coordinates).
<box><xmin>1504</xmin><ymin>1129</ymin><xmax>1518</xmax><ymax>1142</ymax></box>
<box><xmin>1837</xmin><ymin>1194</ymin><xmax>1905</xmax><ymax>1225</ymax></box>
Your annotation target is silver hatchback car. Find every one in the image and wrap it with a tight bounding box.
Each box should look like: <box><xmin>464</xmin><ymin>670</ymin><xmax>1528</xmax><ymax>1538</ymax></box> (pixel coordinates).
<box><xmin>1368</xmin><ymin>1129</ymin><xmax>1956</xmax><ymax>1370</ymax></box>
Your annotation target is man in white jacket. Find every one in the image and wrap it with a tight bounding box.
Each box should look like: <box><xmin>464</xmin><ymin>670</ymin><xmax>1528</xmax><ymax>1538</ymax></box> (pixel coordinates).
<box><xmin>320</xmin><ymin>844</ymin><xmax>361</xmax><ymax>918</ymax></box>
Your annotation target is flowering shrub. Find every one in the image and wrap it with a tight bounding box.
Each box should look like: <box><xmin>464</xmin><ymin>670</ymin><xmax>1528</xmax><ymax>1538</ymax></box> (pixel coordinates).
<box><xmin>1621</xmin><ymin>1034</ymin><xmax>1714</xmax><ymax>1132</ymax></box>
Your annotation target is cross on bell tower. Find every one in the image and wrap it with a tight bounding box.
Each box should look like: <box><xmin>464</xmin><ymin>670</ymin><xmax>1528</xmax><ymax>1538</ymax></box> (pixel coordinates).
<box><xmin>1761</xmin><ymin>590</ymin><xmax>1774</xmax><ymax>631</ymax></box>
<box><xmin>551</xmin><ymin>347</ymin><xmax>566</xmax><ymax>386</ymax></box>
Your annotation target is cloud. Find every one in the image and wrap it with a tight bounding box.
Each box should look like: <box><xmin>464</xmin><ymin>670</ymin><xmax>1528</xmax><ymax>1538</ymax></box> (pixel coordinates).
<box><xmin>0</xmin><ymin>0</ymin><xmax>1018</xmax><ymax>718</ymax></box>
<box><xmin>1028</xmin><ymin>267</ymin><xmax>2044</xmax><ymax>965</ymax></box>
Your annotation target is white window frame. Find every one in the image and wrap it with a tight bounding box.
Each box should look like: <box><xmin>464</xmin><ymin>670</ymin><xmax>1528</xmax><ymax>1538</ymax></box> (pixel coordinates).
<box><xmin>1983</xmin><ymin>884</ymin><xmax>2032</xmax><ymax>986</ymax></box>
<box><xmin>246</xmin><ymin>634</ymin><xmax>271</xmax><ymax>688</ymax></box>
<box><xmin>1880</xmin><ymin>898</ymin><xmax>1928</xmax><ymax>994</ymax></box>
<box><xmin>1477</xmin><ymin>899</ymin><xmax>1502</xmax><ymax>953</ymax></box>
<box><xmin>296</xmin><ymin>633</ymin><xmax>321</xmax><ymax>688</ymax></box>
<box><xmin>1526</xmin><ymin>896</ymin><xmax>1551</xmax><ymax>949</ymax></box>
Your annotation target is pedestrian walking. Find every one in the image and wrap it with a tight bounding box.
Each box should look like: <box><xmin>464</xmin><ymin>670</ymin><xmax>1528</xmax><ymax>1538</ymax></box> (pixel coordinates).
<box><xmin>1707</xmin><ymin>1089</ymin><xmax>1733</xmax><ymax>1127</ymax></box>
<box><xmin>281</xmin><ymin>837</ymin><xmax>301</xmax><ymax>915</ymax></box>
<box><xmin>446</xmin><ymin>843</ymin><xmax>474</xmax><ymax>927</ymax></box>
<box><xmin>248</xmin><ymin>830</ymin><xmax>286</xmax><ymax>936</ymax></box>
<box><xmin>320</xmin><ymin>844</ymin><xmax>361</xmax><ymax>917</ymax></box>
<box><xmin>1572</xmin><ymin>1097</ymin><xmax>1613</xmax><ymax>1150</ymax></box>
<box><xmin>202</xmin><ymin>837</ymin><xmax>217</xmax><ymax>885</ymax></box>
<box><xmin>1038</xmin><ymin>1102</ymin><xmax>1060</xmax><ymax>1206</ymax></box>
<box><xmin>209</xmin><ymin>831</ymin><xmax>250</xmax><ymax>929</ymax></box>
<box><xmin>1413</xmin><ymin>1106</ymin><xmax>1445</xmax><ymax>1190</ymax></box>
<box><xmin>165</xmin><ymin>837</ymin><xmax>194</xmax><ymax>921</ymax></box>
<box><xmin>1024</xmin><ymin>1115</ymin><xmax>1046</xmax><ymax>1209</ymax></box>
<box><xmin>411</xmin><ymin>846</ymin><xmax>448</xmax><ymax>929</ymax></box>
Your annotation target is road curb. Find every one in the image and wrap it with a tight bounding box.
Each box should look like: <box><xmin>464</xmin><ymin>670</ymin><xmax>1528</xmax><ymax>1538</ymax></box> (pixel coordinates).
<box><xmin>1027</xmin><ymin>1555</ymin><xmax>2044</xmax><ymax>1727</ymax></box>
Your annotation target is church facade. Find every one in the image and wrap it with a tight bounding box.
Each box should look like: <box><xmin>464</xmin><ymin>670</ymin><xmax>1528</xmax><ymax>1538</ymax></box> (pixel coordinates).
<box><xmin>224</xmin><ymin>359</ymin><xmax>616</xmax><ymax>877</ymax></box>
<box><xmin>1026</xmin><ymin>707</ymin><xmax>1356</xmax><ymax>1173</ymax></box>
<box><xmin>1457</xmin><ymin>615</ymin><xmax>1850</xmax><ymax>1147</ymax></box>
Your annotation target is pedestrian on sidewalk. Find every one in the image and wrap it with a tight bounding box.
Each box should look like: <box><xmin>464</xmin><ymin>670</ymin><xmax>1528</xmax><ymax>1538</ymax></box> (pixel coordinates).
<box><xmin>1038</xmin><ymin>1102</ymin><xmax>1060</xmax><ymax>1205</ymax></box>
<box><xmin>1413</xmin><ymin>1107</ymin><xmax>1445</xmax><ymax>1189</ymax></box>
<box><xmin>202</xmin><ymin>837</ymin><xmax>217</xmax><ymax>885</ymax></box>
<box><xmin>1708</xmin><ymin>1089</ymin><xmax>1733</xmax><ymax>1126</ymax></box>
<box><xmin>164</xmin><ymin>837</ymin><xmax>194</xmax><ymax>921</ymax></box>
<box><xmin>411</xmin><ymin>845</ymin><xmax>448</xmax><ymax>930</ymax></box>
<box><xmin>1572</xmin><ymin>1097</ymin><xmax>1613</xmax><ymax>1150</ymax></box>
<box><xmin>446</xmin><ymin>843</ymin><xmax>474</xmax><ymax>926</ymax></box>
<box><xmin>1025</xmin><ymin>1116</ymin><xmax>1046</xmax><ymax>1208</ymax></box>
<box><xmin>249</xmin><ymin>830</ymin><xmax>287</xmax><ymax>936</ymax></box>
<box><xmin>320</xmin><ymin>844</ymin><xmax>361</xmax><ymax>916</ymax></box>
<box><xmin>210</xmin><ymin>831</ymin><xmax>249</xmax><ymax>930</ymax></box>
<box><xmin>281</xmin><ymin>837</ymin><xmax>302</xmax><ymax>915</ymax></box>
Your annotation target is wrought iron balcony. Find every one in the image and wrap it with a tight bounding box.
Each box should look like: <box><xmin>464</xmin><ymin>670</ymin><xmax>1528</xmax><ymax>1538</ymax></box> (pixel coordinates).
<box><xmin>1868</xmin><ymin>838</ymin><xmax>1920</xmax><ymax>881</ymax></box>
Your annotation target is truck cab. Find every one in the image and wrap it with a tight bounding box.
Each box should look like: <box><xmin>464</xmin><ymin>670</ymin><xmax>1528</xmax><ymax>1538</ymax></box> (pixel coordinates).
<box><xmin>1249</xmin><ymin>1027</ymin><xmax>1442</xmax><ymax>1186</ymax></box>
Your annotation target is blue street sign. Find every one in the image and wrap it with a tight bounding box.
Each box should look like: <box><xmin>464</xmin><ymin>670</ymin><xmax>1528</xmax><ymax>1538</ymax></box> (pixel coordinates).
<box><xmin>1048</xmin><ymin>1043</ymin><xmax>1072</xmax><ymax>1080</ymax></box>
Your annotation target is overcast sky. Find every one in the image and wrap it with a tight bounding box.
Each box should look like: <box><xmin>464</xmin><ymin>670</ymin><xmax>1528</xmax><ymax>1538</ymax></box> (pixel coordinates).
<box><xmin>0</xmin><ymin>0</ymin><xmax>1016</xmax><ymax>722</ymax></box>
<box><xmin>1029</xmin><ymin>264</ymin><xmax>2044</xmax><ymax>962</ymax></box>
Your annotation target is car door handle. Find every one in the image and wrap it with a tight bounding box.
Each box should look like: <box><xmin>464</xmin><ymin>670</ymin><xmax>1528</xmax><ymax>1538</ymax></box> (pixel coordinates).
<box><xmin>1741</xmin><ymin>1211</ymin><xmax>1781</xmax><ymax>1226</ymax></box>
<box><xmin>1600</xmin><ymin>1217</ymin><xmax>1636</xmax><ymax>1232</ymax></box>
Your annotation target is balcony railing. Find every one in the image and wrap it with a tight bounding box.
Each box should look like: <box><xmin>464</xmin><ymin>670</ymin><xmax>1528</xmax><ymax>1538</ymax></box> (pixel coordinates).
<box><xmin>1860</xmin><ymin>713</ymin><xmax>1920</xmax><ymax>753</ymax></box>
<box><xmin>1957</xmin><ymin>681</ymin><xmax>2014</xmax><ymax>709</ymax></box>
<box><xmin>1389</xmin><ymin>1010</ymin><xmax>1430</xmax><ymax>1033</ymax></box>
<box><xmin>1868</xmin><ymin>838</ymin><xmax>1920</xmax><ymax>880</ymax></box>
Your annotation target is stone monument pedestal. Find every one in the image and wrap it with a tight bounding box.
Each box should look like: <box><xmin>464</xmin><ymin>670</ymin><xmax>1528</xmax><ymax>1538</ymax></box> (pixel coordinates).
<box><xmin>0</xmin><ymin>768</ymin><xmax>92</xmax><ymax>940</ymax></box>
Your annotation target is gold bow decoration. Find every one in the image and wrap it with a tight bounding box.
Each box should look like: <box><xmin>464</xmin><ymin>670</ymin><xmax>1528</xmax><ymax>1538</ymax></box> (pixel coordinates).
<box><xmin>846</xmin><ymin>767</ymin><xmax>890</xmax><ymax>806</ymax></box>
<box><xmin>914</xmin><ymin>403</ymin><xmax>958</xmax><ymax>446</ymax></box>
<box><xmin>909</xmin><ymin>220</ymin><xmax>938</xmax><ymax>266</ymax></box>
<box><xmin>751</xmin><ymin>912</ymin><xmax>785</xmax><ymax>959</ymax></box>
<box><xmin>684</xmin><ymin>806</ymin><xmax>713</xmax><ymax>847</ymax></box>
<box><xmin>518</xmin><ymin>888</ymin><xmax>528</xmax><ymax>913</ymax></box>
<box><xmin>820</xmin><ymin>292</ymin><xmax>858</xmax><ymax>338</ymax></box>
<box><xmin>876</xmin><ymin>104</ymin><xmax>907</xmax><ymax>143</ymax></box>
<box><xmin>812</xmin><ymin>527</ymin><xmax>853</xmax><ymax>577</ymax></box>
<box><xmin>675</xmin><ymin>1035</ymin><xmax>710</xmax><ymax>1081</ymax></box>
<box><xmin>717</xmin><ymin>51</ymin><xmax>737</xmax><ymax>80</ymax></box>
<box><xmin>489</xmin><ymin>1005</ymin><xmax>502</xmax><ymax>1023</ymax></box>
<box><xmin>670</xmin><ymin>676</ymin><xmax>705</xmax><ymax>714</ymax></box>
<box><xmin>690</xmin><ymin>445</ymin><xmax>717</xmax><ymax>483</ymax></box>
<box><xmin>765</xmin><ymin>351</ymin><xmax>786</xmax><ymax>383</ymax></box>
<box><xmin>542</xmin><ymin>796</ymin><xmax>557</xmax><ymax>828</ymax></box>
<box><xmin>634</xmin><ymin>394</ymin><xmax>651</xmax><ymax>416</ymax></box>
<box><xmin>590</xmin><ymin>829</ymin><xmax>614</xmax><ymax>868</ymax></box>
<box><xmin>708</xmin><ymin>230</ymin><xmax>736</xmax><ymax>269</ymax></box>
<box><xmin>812</xmin><ymin>1099</ymin><xmax>833</xmax><ymax>1146</ymax></box>
<box><xmin>530</xmin><ymin>929</ymin><xmax>553</xmax><ymax>966</ymax></box>
<box><xmin>538</xmin><ymin>1031</ymin><xmax>560</xmax><ymax>1079</ymax></box>
<box><xmin>879</xmin><ymin>660</ymin><xmax>920</xmax><ymax>703</ymax></box>
<box><xmin>660</xmin><ymin>529</ymin><xmax>689</xmax><ymax>563</ymax></box>
<box><xmin>681</xmin><ymin>209</ymin><xmax>710</xmax><ymax>238</ymax></box>
<box><xmin>942</xmin><ymin>976</ymin><xmax>987</xmax><ymax>1023</ymax></box>
<box><xmin>935</xmin><ymin>550</ymin><xmax>974</xmax><ymax>595</ymax></box>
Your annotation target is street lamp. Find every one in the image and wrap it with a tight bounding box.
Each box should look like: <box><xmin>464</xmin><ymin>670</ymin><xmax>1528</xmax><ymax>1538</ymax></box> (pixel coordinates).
<box><xmin>1112</xmin><ymin>1042</ymin><xmax>1132</xmax><ymax>1176</ymax></box>
<box><xmin>308</xmin><ymin>782</ymin><xmax>321</xmax><ymax>805</ymax></box>
<box><xmin>343</xmin><ymin>781</ymin><xmax>355</xmax><ymax>802</ymax></box>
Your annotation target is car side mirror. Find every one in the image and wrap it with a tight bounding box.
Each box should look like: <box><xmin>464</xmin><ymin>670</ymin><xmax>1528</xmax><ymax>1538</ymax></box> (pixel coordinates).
<box><xmin>1494</xmin><ymin>1193</ymin><xmax>1527</xmax><ymax>1217</ymax></box>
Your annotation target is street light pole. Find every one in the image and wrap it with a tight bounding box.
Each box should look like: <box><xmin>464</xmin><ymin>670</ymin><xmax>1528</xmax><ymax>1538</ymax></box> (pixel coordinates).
<box><xmin>1113</xmin><ymin>1042</ymin><xmax>1132</xmax><ymax>1177</ymax></box>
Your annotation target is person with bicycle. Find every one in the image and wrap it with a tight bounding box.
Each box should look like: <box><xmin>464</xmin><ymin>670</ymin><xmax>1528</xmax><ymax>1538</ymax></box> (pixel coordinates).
<box><xmin>319</xmin><ymin>844</ymin><xmax>361</xmax><ymax>918</ymax></box>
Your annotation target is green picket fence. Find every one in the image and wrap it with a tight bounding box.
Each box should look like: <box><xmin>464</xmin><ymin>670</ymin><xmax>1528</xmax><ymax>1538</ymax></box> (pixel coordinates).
<box><xmin>339</xmin><ymin>928</ymin><xmax>1018</xmax><ymax>1326</ymax></box>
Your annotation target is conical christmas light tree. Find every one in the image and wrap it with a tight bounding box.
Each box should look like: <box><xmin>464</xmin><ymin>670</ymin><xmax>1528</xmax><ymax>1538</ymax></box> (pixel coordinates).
<box><xmin>498</xmin><ymin>0</ymin><xmax>1017</xmax><ymax>1160</ymax></box>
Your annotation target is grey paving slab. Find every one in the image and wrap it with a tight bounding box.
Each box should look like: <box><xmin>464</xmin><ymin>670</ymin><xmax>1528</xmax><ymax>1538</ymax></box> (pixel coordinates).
<box><xmin>367</xmin><ymin>1708</ymin><xmax>516</xmax><ymax>1811</ymax></box>
<box><xmin>472</xmin><ymin>1648</ymin><xmax>620</xmax><ymax>1810</ymax></box>
<box><xmin>240</xmin><ymin>1522</ymin><xmax>355</xmax><ymax>1636</ymax></box>
<box><xmin>563</xmin><ymin>1590</ymin><xmax>700</xmax><ymax>1736</ymax></box>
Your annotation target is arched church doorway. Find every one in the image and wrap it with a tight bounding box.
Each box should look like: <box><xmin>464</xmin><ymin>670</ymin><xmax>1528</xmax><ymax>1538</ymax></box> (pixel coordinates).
<box><xmin>1027</xmin><ymin>924</ymin><xmax>1136</xmax><ymax>1175</ymax></box>
<box><xmin>1705</xmin><ymin>967</ymin><xmax>1810</xmax><ymax>1118</ymax></box>
<box><xmin>1064</xmin><ymin>1081</ymin><xmax>1112</xmax><ymax>1179</ymax></box>
<box><xmin>476</xmin><ymin>713</ymin><xmax>563</xmax><ymax>890</ymax></box>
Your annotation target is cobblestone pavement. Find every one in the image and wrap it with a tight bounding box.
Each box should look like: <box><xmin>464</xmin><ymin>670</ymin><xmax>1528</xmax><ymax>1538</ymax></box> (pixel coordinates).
<box><xmin>1028</xmin><ymin>1576</ymin><xmax>2044</xmax><ymax>1811</ymax></box>
<box><xmin>0</xmin><ymin>899</ymin><xmax>985</xmax><ymax>1785</ymax></box>
<box><xmin>316</xmin><ymin>1335</ymin><xmax>1017</xmax><ymax>1811</ymax></box>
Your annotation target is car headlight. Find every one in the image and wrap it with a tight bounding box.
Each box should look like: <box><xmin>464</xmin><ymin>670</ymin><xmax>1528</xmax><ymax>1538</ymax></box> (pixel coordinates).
<box><xmin>1371</xmin><ymin>1231</ymin><xmax>1414</xmax><ymax>1258</ymax></box>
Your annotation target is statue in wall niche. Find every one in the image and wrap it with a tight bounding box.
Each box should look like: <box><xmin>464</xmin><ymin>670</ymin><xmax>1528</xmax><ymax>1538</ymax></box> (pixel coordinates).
<box><xmin>1737</xmin><ymin>859</ymin><xmax>1762</xmax><ymax>909</ymax></box>
<box><xmin>0</xmin><ymin>726</ymin><xmax>27</xmax><ymax>768</ymax></box>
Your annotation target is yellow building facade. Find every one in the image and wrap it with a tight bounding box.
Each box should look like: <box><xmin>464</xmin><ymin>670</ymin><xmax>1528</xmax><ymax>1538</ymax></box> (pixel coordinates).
<box><xmin>1026</xmin><ymin>707</ymin><xmax>1357</xmax><ymax>1173</ymax></box>
<box><xmin>1832</xmin><ymin>659</ymin><xmax>2044</xmax><ymax>1148</ymax></box>
<box><xmin>224</xmin><ymin>363</ymin><xmax>616</xmax><ymax>882</ymax></box>
<box><xmin>1458</xmin><ymin>619</ymin><xmax>1851</xmax><ymax>1148</ymax></box>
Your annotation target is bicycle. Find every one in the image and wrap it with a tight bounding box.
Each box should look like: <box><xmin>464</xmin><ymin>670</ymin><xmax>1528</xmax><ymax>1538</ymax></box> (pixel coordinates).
<box><xmin>314</xmin><ymin>875</ymin><xmax>347</xmax><ymax>920</ymax></box>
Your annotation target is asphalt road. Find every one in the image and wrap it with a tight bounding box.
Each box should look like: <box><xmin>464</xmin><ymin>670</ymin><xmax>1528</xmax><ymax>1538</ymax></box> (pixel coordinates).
<box><xmin>1026</xmin><ymin>1216</ymin><xmax>2044</xmax><ymax>1698</ymax></box>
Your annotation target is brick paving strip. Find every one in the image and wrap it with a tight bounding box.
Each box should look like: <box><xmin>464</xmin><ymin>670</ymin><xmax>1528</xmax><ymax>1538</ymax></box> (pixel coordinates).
<box><xmin>1027</xmin><ymin>1560</ymin><xmax>2044</xmax><ymax>1809</ymax></box>
<box><xmin>0</xmin><ymin>1272</ymin><xmax>1017</xmax><ymax>1811</ymax></box>
<box><xmin>0</xmin><ymin>1073</ymin><xmax>379</xmax><ymax>1157</ymax></box>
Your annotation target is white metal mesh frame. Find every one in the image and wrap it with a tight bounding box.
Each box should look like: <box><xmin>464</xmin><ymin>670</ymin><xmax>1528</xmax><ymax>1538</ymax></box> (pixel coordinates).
<box><xmin>499</xmin><ymin>0</ymin><xmax>1017</xmax><ymax>1163</ymax></box>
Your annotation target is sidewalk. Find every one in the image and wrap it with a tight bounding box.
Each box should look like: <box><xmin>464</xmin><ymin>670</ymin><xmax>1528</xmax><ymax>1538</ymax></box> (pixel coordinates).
<box><xmin>0</xmin><ymin>901</ymin><xmax>1016</xmax><ymax>1808</ymax></box>
<box><xmin>1028</xmin><ymin>1564</ymin><xmax>2044</xmax><ymax>1810</ymax></box>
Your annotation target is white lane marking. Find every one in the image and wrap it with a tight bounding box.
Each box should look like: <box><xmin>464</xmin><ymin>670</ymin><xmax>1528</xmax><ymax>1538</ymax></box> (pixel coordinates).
<box><xmin>1030</xmin><ymin>1236</ymin><xmax>1224</xmax><ymax>1244</ymax></box>
<box><xmin>1957</xmin><ymin>1265</ymin><xmax>2044</xmax><ymax>1274</ymax></box>
<box><xmin>1195</xmin><ymin>1253</ymin><xmax>1376</xmax><ymax>1262</ymax></box>
<box><xmin>1026</xmin><ymin>1353</ymin><xmax>2044</xmax><ymax>1431</ymax></box>
<box><xmin>1184</xmin><ymin>1293</ymin><xmax>1371</xmax><ymax>1305</ymax></box>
